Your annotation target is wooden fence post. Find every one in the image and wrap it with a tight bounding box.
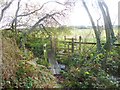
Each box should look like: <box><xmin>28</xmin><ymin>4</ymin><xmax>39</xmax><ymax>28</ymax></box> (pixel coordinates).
<box><xmin>68</xmin><ymin>43</ymin><xmax>70</xmax><ymax>56</ymax></box>
<box><xmin>64</xmin><ymin>36</ymin><xmax>66</xmax><ymax>49</ymax></box>
<box><xmin>79</xmin><ymin>36</ymin><xmax>81</xmax><ymax>53</ymax></box>
<box><xmin>43</xmin><ymin>44</ymin><xmax>48</xmax><ymax>63</ymax></box>
<box><xmin>50</xmin><ymin>36</ymin><xmax>52</xmax><ymax>50</ymax></box>
<box><xmin>54</xmin><ymin>37</ymin><xmax>58</xmax><ymax>55</ymax></box>
<box><xmin>72</xmin><ymin>38</ymin><xmax>74</xmax><ymax>53</ymax></box>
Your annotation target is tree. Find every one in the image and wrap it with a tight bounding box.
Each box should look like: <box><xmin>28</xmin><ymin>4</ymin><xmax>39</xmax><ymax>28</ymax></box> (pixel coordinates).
<box><xmin>0</xmin><ymin>0</ymin><xmax>14</xmax><ymax>22</ymax></box>
<box><xmin>81</xmin><ymin>0</ymin><xmax>102</xmax><ymax>52</ymax></box>
<box><xmin>0</xmin><ymin>0</ymin><xmax>76</xmax><ymax>35</ymax></box>
<box><xmin>97</xmin><ymin>0</ymin><xmax>117</xmax><ymax>70</ymax></box>
<box><xmin>98</xmin><ymin>0</ymin><xmax>116</xmax><ymax>52</ymax></box>
<box><xmin>82</xmin><ymin>0</ymin><xmax>116</xmax><ymax>52</ymax></box>
<box><xmin>82</xmin><ymin>0</ymin><xmax>117</xmax><ymax>70</ymax></box>
<box><xmin>0</xmin><ymin>0</ymin><xmax>75</xmax><ymax>38</ymax></box>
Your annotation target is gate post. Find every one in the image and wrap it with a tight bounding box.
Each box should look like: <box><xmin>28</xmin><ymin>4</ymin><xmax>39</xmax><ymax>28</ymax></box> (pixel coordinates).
<box><xmin>79</xmin><ymin>36</ymin><xmax>81</xmax><ymax>53</ymax></box>
<box><xmin>50</xmin><ymin>36</ymin><xmax>52</xmax><ymax>50</ymax></box>
<box><xmin>68</xmin><ymin>43</ymin><xmax>70</xmax><ymax>56</ymax></box>
<box><xmin>64</xmin><ymin>36</ymin><xmax>66</xmax><ymax>49</ymax></box>
<box><xmin>43</xmin><ymin>44</ymin><xmax>48</xmax><ymax>63</ymax></box>
<box><xmin>72</xmin><ymin>38</ymin><xmax>74</xmax><ymax>53</ymax></box>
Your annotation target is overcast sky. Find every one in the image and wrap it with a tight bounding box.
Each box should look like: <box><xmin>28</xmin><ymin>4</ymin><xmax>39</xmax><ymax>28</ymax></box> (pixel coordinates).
<box><xmin>0</xmin><ymin>0</ymin><xmax>119</xmax><ymax>28</ymax></box>
<box><xmin>20</xmin><ymin>0</ymin><xmax>120</xmax><ymax>26</ymax></box>
<box><xmin>69</xmin><ymin>0</ymin><xmax>119</xmax><ymax>26</ymax></box>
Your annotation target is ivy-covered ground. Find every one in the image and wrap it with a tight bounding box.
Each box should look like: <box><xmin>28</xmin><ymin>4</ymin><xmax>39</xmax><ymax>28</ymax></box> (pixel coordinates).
<box><xmin>2</xmin><ymin>30</ymin><xmax>61</xmax><ymax>89</ymax></box>
<box><xmin>1</xmin><ymin>29</ymin><xmax>120</xmax><ymax>89</ymax></box>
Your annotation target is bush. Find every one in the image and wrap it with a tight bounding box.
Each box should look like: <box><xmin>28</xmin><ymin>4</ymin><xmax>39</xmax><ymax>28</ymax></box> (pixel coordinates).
<box><xmin>60</xmin><ymin>51</ymin><xmax>119</xmax><ymax>88</ymax></box>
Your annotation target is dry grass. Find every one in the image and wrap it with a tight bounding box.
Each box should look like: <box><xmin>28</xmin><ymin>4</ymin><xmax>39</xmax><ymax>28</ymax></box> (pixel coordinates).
<box><xmin>2</xmin><ymin>35</ymin><xmax>21</xmax><ymax>80</ymax></box>
<box><xmin>1</xmin><ymin>30</ymin><xmax>60</xmax><ymax>88</ymax></box>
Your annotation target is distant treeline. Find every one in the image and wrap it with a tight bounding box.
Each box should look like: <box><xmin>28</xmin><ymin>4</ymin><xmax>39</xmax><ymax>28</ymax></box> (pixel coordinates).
<box><xmin>1</xmin><ymin>25</ymin><xmax>119</xmax><ymax>31</ymax></box>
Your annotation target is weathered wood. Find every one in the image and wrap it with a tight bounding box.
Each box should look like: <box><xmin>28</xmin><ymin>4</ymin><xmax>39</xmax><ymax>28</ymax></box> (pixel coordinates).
<box><xmin>79</xmin><ymin>42</ymin><xmax>120</xmax><ymax>46</ymax></box>
<box><xmin>79</xmin><ymin>36</ymin><xmax>81</xmax><ymax>52</ymax></box>
<box><xmin>59</xmin><ymin>41</ymin><xmax>120</xmax><ymax>46</ymax></box>
<box><xmin>56</xmin><ymin>53</ymin><xmax>69</xmax><ymax>55</ymax></box>
<box><xmin>72</xmin><ymin>38</ymin><xmax>74</xmax><ymax>53</ymax></box>
<box><xmin>64</xmin><ymin>36</ymin><xmax>66</xmax><ymax>49</ymax></box>
<box><xmin>57</xmin><ymin>47</ymin><xmax>72</xmax><ymax>50</ymax></box>
<box><xmin>65</xmin><ymin>38</ymin><xmax>77</xmax><ymax>40</ymax></box>
<box><xmin>43</xmin><ymin>44</ymin><xmax>48</xmax><ymax>63</ymax></box>
<box><xmin>68</xmin><ymin>43</ymin><xmax>70</xmax><ymax>56</ymax></box>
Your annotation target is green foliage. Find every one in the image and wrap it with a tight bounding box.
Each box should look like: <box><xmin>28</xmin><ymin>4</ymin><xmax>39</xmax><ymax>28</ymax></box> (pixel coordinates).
<box><xmin>2</xmin><ymin>28</ymin><xmax>119</xmax><ymax>89</ymax></box>
<box><xmin>105</xmin><ymin>47</ymin><xmax>120</xmax><ymax>77</ymax></box>
<box><xmin>47</xmin><ymin>27</ymin><xmax>72</xmax><ymax>40</ymax></box>
<box><xmin>3</xmin><ymin>60</ymin><xmax>60</xmax><ymax>88</ymax></box>
<box><xmin>25</xmin><ymin>31</ymin><xmax>50</xmax><ymax>58</ymax></box>
<box><xmin>2</xmin><ymin>30</ymin><xmax>60</xmax><ymax>89</ymax></box>
<box><xmin>36</xmin><ymin>58</ymin><xmax>50</xmax><ymax>67</ymax></box>
<box><xmin>60</xmin><ymin>51</ymin><xmax>119</xmax><ymax>88</ymax></box>
<box><xmin>2</xmin><ymin>30</ymin><xmax>16</xmax><ymax>38</ymax></box>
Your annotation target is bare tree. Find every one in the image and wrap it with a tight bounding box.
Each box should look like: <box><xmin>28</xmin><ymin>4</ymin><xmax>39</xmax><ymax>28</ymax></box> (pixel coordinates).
<box><xmin>10</xmin><ymin>0</ymin><xmax>75</xmax><ymax>31</ymax></box>
<box><xmin>82</xmin><ymin>0</ymin><xmax>102</xmax><ymax>52</ymax></box>
<box><xmin>98</xmin><ymin>0</ymin><xmax>116</xmax><ymax>52</ymax></box>
<box><xmin>0</xmin><ymin>0</ymin><xmax>14</xmax><ymax>22</ymax></box>
<box><xmin>4</xmin><ymin>0</ymin><xmax>75</xmax><ymax>51</ymax></box>
<box><xmin>81</xmin><ymin>0</ymin><xmax>117</xmax><ymax>70</ymax></box>
<box><xmin>97</xmin><ymin>0</ymin><xmax>117</xmax><ymax>70</ymax></box>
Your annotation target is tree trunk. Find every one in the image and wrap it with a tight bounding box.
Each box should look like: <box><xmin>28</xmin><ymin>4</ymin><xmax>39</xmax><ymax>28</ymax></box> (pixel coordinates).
<box><xmin>98</xmin><ymin>0</ymin><xmax>116</xmax><ymax>70</ymax></box>
<box><xmin>118</xmin><ymin>27</ymin><xmax>120</xmax><ymax>43</ymax></box>
<box><xmin>82</xmin><ymin>0</ymin><xmax>102</xmax><ymax>52</ymax></box>
<box><xmin>98</xmin><ymin>1</ymin><xmax>116</xmax><ymax>52</ymax></box>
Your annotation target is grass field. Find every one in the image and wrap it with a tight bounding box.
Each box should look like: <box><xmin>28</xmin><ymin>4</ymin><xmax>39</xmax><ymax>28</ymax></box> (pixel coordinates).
<box><xmin>57</xmin><ymin>28</ymin><xmax>119</xmax><ymax>43</ymax></box>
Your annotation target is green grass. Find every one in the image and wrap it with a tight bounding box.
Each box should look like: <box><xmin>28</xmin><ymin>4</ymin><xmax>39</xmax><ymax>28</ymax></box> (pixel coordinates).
<box><xmin>56</xmin><ymin>28</ymin><xmax>119</xmax><ymax>43</ymax></box>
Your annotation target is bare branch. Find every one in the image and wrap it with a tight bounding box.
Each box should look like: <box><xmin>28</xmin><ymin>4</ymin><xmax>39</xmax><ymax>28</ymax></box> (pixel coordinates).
<box><xmin>29</xmin><ymin>12</ymin><xmax>59</xmax><ymax>33</ymax></box>
<box><xmin>0</xmin><ymin>0</ymin><xmax>14</xmax><ymax>22</ymax></box>
<box><xmin>51</xmin><ymin>16</ymin><xmax>61</xmax><ymax>25</ymax></box>
<box><xmin>10</xmin><ymin>0</ymin><xmax>67</xmax><ymax>29</ymax></box>
<box><xmin>12</xmin><ymin>1</ymin><xmax>66</xmax><ymax>20</ymax></box>
<box><xmin>14</xmin><ymin>0</ymin><xmax>21</xmax><ymax>31</ymax></box>
<box><xmin>39</xmin><ymin>24</ymin><xmax>51</xmax><ymax>37</ymax></box>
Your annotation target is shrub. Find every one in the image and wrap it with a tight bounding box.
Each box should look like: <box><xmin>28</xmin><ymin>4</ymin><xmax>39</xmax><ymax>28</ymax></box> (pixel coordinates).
<box><xmin>60</xmin><ymin>52</ymin><xmax>119</xmax><ymax>88</ymax></box>
<box><xmin>3</xmin><ymin>60</ymin><xmax>60</xmax><ymax>88</ymax></box>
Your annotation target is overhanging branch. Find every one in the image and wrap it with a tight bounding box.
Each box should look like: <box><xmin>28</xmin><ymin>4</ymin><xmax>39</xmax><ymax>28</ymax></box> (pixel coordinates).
<box><xmin>11</xmin><ymin>0</ymin><xmax>67</xmax><ymax>28</ymax></box>
<box><xmin>28</xmin><ymin>12</ymin><xmax>60</xmax><ymax>34</ymax></box>
<box><xmin>39</xmin><ymin>24</ymin><xmax>51</xmax><ymax>37</ymax></box>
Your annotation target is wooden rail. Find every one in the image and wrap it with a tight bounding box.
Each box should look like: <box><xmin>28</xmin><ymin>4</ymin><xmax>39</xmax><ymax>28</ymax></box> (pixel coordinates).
<box><xmin>55</xmin><ymin>36</ymin><xmax>120</xmax><ymax>58</ymax></box>
<box><xmin>59</xmin><ymin>41</ymin><xmax>120</xmax><ymax>46</ymax></box>
<box><xmin>50</xmin><ymin>35</ymin><xmax>120</xmax><ymax>60</ymax></box>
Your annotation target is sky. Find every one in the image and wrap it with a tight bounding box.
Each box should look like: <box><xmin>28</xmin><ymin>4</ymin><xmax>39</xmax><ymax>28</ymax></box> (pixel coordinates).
<box><xmin>69</xmin><ymin>0</ymin><xmax>119</xmax><ymax>26</ymax></box>
<box><xmin>0</xmin><ymin>0</ymin><xmax>120</xmax><ymax>28</ymax></box>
